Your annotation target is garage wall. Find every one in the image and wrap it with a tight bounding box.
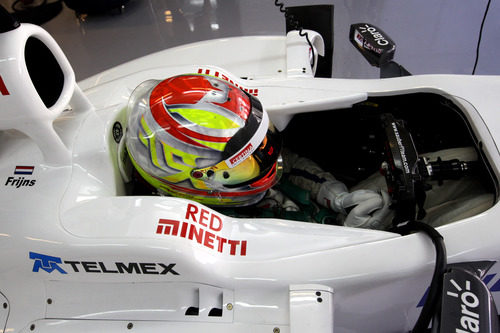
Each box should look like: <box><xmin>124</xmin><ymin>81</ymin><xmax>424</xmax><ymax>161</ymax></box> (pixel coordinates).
<box><xmin>1</xmin><ymin>0</ymin><xmax>496</xmax><ymax>79</ymax></box>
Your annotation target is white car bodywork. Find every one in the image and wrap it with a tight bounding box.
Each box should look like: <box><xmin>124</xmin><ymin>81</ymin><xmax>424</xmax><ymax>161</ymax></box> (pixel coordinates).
<box><xmin>0</xmin><ymin>23</ymin><xmax>499</xmax><ymax>333</ymax></box>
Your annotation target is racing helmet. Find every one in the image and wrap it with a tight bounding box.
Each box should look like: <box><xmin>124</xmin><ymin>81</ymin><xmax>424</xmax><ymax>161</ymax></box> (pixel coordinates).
<box><xmin>125</xmin><ymin>74</ymin><xmax>282</xmax><ymax>206</ymax></box>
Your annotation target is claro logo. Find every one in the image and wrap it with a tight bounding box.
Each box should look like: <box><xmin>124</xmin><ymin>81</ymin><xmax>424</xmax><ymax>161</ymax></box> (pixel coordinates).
<box><xmin>446</xmin><ymin>278</ymin><xmax>480</xmax><ymax>333</ymax></box>
<box><xmin>359</xmin><ymin>24</ymin><xmax>389</xmax><ymax>46</ymax></box>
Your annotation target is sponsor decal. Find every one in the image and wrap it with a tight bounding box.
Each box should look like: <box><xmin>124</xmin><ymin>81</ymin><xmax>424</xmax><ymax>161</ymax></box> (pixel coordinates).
<box><xmin>361</xmin><ymin>37</ymin><xmax>384</xmax><ymax>55</ymax></box>
<box><xmin>358</xmin><ymin>24</ymin><xmax>389</xmax><ymax>46</ymax></box>
<box><xmin>225</xmin><ymin>110</ymin><xmax>269</xmax><ymax>169</ymax></box>
<box><xmin>418</xmin><ymin>272</ymin><xmax>500</xmax><ymax>307</ymax></box>
<box><xmin>5</xmin><ymin>166</ymin><xmax>36</xmax><ymax>188</ymax></box>
<box><xmin>229</xmin><ymin>142</ymin><xmax>253</xmax><ymax>166</ymax></box>
<box><xmin>30</xmin><ymin>252</ymin><xmax>67</xmax><ymax>274</ymax></box>
<box><xmin>354</xmin><ymin>31</ymin><xmax>364</xmax><ymax>48</ymax></box>
<box><xmin>446</xmin><ymin>277</ymin><xmax>480</xmax><ymax>333</ymax></box>
<box><xmin>156</xmin><ymin>203</ymin><xmax>248</xmax><ymax>256</ymax></box>
<box><xmin>197</xmin><ymin>68</ymin><xmax>259</xmax><ymax>96</ymax></box>
<box><xmin>112</xmin><ymin>122</ymin><xmax>123</xmax><ymax>143</ymax></box>
<box><xmin>0</xmin><ymin>75</ymin><xmax>9</xmax><ymax>96</ymax></box>
<box><xmin>392</xmin><ymin>123</ymin><xmax>410</xmax><ymax>174</ymax></box>
<box><xmin>29</xmin><ymin>251</ymin><xmax>179</xmax><ymax>275</ymax></box>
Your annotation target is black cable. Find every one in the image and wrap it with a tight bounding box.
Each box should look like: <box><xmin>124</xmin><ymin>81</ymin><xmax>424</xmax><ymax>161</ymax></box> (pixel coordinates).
<box><xmin>396</xmin><ymin>221</ymin><xmax>447</xmax><ymax>333</ymax></box>
<box><xmin>0</xmin><ymin>4</ymin><xmax>20</xmax><ymax>32</ymax></box>
<box><xmin>472</xmin><ymin>0</ymin><xmax>491</xmax><ymax>74</ymax></box>
<box><xmin>274</xmin><ymin>0</ymin><xmax>316</xmax><ymax>69</ymax></box>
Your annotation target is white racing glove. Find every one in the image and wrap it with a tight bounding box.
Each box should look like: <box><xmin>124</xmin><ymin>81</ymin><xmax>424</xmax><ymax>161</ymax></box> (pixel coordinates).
<box><xmin>283</xmin><ymin>149</ymin><xmax>392</xmax><ymax>229</ymax></box>
<box><xmin>317</xmin><ymin>180</ymin><xmax>391</xmax><ymax>229</ymax></box>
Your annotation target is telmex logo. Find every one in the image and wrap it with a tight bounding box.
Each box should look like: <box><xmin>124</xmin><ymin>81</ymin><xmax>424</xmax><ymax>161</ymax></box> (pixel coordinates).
<box><xmin>30</xmin><ymin>252</ymin><xmax>66</xmax><ymax>274</ymax></box>
<box><xmin>29</xmin><ymin>252</ymin><xmax>179</xmax><ymax>275</ymax></box>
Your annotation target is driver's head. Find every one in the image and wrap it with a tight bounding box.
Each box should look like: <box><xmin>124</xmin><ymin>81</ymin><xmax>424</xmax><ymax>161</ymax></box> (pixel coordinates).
<box><xmin>125</xmin><ymin>74</ymin><xmax>282</xmax><ymax>206</ymax></box>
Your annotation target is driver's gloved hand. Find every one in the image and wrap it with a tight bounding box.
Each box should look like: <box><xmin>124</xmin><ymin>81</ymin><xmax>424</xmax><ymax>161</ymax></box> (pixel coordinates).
<box><xmin>317</xmin><ymin>181</ymin><xmax>392</xmax><ymax>229</ymax></box>
<box><xmin>283</xmin><ymin>149</ymin><xmax>392</xmax><ymax>229</ymax></box>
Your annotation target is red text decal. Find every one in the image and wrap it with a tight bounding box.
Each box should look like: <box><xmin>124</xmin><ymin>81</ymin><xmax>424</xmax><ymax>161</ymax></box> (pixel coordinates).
<box><xmin>156</xmin><ymin>203</ymin><xmax>248</xmax><ymax>256</ymax></box>
<box><xmin>198</xmin><ymin>68</ymin><xmax>259</xmax><ymax>96</ymax></box>
<box><xmin>229</xmin><ymin>143</ymin><xmax>253</xmax><ymax>166</ymax></box>
<box><xmin>0</xmin><ymin>75</ymin><xmax>10</xmax><ymax>96</ymax></box>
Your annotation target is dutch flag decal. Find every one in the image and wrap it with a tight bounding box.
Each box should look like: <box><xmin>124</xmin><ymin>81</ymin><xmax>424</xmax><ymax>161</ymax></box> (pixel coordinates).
<box><xmin>14</xmin><ymin>166</ymin><xmax>34</xmax><ymax>175</ymax></box>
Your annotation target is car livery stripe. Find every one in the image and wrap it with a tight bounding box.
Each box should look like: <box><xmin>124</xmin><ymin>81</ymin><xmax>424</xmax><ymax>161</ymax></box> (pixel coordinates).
<box><xmin>0</xmin><ymin>75</ymin><xmax>9</xmax><ymax>96</ymax></box>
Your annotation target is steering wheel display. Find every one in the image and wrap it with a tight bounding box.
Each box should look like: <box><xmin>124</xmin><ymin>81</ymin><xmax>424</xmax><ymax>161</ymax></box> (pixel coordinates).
<box><xmin>380</xmin><ymin>114</ymin><xmax>424</xmax><ymax>223</ymax></box>
<box><xmin>380</xmin><ymin>113</ymin><xmax>475</xmax><ymax>225</ymax></box>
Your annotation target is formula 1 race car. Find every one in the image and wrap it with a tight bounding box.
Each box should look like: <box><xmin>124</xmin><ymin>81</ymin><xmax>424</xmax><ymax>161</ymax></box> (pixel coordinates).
<box><xmin>0</xmin><ymin>4</ymin><xmax>499</xmax><ymax>333</ymax></box>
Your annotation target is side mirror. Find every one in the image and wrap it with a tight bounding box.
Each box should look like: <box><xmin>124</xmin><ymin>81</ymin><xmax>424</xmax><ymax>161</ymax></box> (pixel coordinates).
<box><xmin>349</xmin><ymin>23</ymin><xmax>395</xmax><ymax>67</ymax></box>
<box><xmin>0</xmin><ymin>5</ymin><xmax>92</xmax><ymax>165</ymax></box>
<box><xmin>349</xmin><ymin>23</ymin><xmax>410</xmax><ymax>78</ymax></box>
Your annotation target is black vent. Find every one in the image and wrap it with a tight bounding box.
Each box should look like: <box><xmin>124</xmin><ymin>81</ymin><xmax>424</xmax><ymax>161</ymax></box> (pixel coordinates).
<box><xmin>24</xmin><ymin>37</ymin><xmax>64</xmax><ymax>108</ymax></box>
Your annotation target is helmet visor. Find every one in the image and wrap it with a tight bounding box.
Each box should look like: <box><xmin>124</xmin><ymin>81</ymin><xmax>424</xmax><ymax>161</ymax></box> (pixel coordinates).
<box><xmin>192</xmin><ymin>127</ymin><xmax>282</xmax><ymax>190</ymax></box>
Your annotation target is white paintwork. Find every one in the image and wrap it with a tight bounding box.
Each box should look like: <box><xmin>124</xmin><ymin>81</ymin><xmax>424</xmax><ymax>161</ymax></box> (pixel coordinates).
<box><xmin>0</xmin><ymin>23</ymin><xmax>499</xmax><ymax>333</ymax></box>
<box><xmin>0</xmin><ymin>292</ymin><xmax>8</xmax><ymax>332</ymax></box>
<box><xmin>290</xmin><ymin>284</ymin><xmax>334</xmax><ymax>333</ymax></box>
<box><xmin>0</xmin><ymin>23</ymin><xmax>93</xmax><ymax>165</ymax></box>
<box><xmin>286</xmin><ymin>29</ymin><xmax>325</xmax><ymax>77</ymax></box>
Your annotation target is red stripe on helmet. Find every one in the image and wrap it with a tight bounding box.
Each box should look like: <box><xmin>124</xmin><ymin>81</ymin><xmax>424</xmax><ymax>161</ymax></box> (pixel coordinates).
<box><xmin>151</xmin><ymin>75</ymin><xmax>252</xmax><ymax>124</ymax></box>
<box><xmin>248</xmin><ymin>161</ymin><xmax>278</xmax><ymax>188</ymax></box>
<box><xmin>153</xmin><ymin>76</ymin><xmax>211</xmax><ymax>105</ymax></box>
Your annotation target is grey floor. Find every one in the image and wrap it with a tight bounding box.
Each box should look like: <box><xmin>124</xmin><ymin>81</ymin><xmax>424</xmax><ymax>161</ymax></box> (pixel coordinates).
<box><xmin>2</xmin><ymin>0</ymin><xmax>498</xmax><ymax>81</ymax></box>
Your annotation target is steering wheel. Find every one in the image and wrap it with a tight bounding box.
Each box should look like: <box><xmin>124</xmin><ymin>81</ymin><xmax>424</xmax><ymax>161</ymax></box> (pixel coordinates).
<box><xmin>380</xmin><ymin>113</ymin><xmax>426</xmax><ymax>224</ymax></box>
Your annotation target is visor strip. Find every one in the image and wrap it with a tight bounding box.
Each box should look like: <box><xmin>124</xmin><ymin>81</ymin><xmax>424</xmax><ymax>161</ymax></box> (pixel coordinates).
<box><xmin>224</xmin><ymin>111</ymin><xmax>269</xmax><ymax>169</ymax></box>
